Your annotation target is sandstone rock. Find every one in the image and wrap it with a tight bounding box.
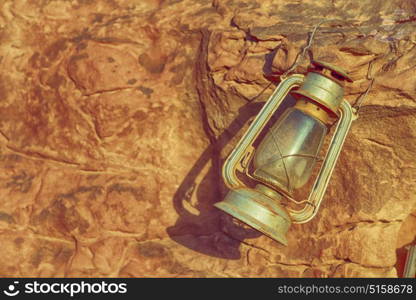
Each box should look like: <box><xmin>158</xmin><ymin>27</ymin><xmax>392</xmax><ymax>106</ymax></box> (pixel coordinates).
<box><xmin>0</xmin><ymin>0</ymin><xmax>415</xmax><ymax>278</ymax></box>
<box><xmin>397</xmin><ymin>213</ymin><xmax>416</xmax><ymax>248</ymax></box>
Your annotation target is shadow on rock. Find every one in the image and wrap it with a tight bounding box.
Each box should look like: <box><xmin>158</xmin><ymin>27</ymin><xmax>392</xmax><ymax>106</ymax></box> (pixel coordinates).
<box><xmin>167</xmin><ymin>95</ymin><xmax>295</xmax><ymax>259</ymax></box>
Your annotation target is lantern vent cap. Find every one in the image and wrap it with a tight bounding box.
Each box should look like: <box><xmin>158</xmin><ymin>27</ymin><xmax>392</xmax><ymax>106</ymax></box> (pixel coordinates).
<box><xmin>310</xmin><ymin>60</ymin><xmax>353</xmax><ymax>84</ymax></box>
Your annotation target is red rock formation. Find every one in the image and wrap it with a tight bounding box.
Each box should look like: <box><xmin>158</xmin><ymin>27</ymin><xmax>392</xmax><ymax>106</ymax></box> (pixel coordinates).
<box><xmin>0</xmin><ymin>0</ymin><xmax>415</xmax><ymax>277</ymax></box>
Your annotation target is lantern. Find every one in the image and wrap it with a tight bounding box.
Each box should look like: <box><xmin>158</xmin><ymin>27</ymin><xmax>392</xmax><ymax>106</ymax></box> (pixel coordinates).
<box><xmin>215</xmin><ymin>60</ymin><xmax>356</xmax><ymax>246</ymax></box>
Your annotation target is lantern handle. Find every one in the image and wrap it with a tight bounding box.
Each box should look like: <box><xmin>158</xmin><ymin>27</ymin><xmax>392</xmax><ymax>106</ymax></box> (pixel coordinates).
<box><xmin>288</xmin><ymin>99</ymin><xmax>355</xmax><ymax>224</ymax></box>
<box><xmin>222</xmin><ymin>74</ymin><xmax>305</xmax><ymax>189</ymax></box>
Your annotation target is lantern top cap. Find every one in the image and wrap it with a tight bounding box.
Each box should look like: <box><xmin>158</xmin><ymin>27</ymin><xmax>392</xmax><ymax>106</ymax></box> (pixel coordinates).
<box><xmin>310</xmin><ymin>60</ymin><xmax>353</xmax><ymax>83</ymax></box>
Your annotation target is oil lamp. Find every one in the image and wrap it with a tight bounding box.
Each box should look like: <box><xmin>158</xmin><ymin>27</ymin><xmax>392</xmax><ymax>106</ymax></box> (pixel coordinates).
<box><xmin>215</xmin><ymin>60</ymin><xmax>355</xmax><ymax>246</ymax></box>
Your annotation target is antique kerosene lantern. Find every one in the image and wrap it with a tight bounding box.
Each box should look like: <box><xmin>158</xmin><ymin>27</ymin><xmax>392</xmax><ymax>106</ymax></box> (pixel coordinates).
<box><xmin>215</xmin><ymin>60</ymin><xmax>355</xmax><ymax>246</ymax></box>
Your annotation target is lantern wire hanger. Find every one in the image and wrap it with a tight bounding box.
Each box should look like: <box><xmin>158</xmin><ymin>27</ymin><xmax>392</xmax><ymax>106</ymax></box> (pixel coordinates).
<box><xmin>279</xmin><ymin>19</ymin><xmax>387</xmax><ymax>116</ymax></box>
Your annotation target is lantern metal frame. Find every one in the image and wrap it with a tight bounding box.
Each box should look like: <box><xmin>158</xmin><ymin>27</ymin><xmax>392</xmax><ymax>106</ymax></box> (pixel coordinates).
<box><xmin>221</xmin><ymin>73</ymin><xmax>356</xmax><ymax>225</ymax></box>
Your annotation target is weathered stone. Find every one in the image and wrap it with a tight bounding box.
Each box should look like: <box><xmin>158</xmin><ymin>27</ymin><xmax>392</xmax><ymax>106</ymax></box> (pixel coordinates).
<box><xmin>0</xmin><ymin>0</ymin><xmax>414</xmax><ymax>278</ymax></box>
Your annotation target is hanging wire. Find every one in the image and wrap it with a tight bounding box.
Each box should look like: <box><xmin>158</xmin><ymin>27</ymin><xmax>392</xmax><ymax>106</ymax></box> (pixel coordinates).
<box><xmin>280</xmin><ymin>19</ymin><xmax>330</xmax><ymax>79</ymax></box>
<box><xmin>352</xmin><ymin>69</ymin><xmax>375</xmax><ymax>114</ymax></box>
<box><xmin>279</xmin><ymin>19</ymin><xmax>385</xmax><ymax>116</ymax></box>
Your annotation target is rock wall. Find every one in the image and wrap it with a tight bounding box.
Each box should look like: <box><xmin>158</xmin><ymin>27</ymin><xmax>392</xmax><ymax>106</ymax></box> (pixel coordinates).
<box><xmin>0</xmin><ymin>0</ymin><xmax>415</xmax><ymax>277</ymax></box>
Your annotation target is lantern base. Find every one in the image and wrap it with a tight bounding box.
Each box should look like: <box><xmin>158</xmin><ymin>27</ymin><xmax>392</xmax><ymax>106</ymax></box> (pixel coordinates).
<box><xmin>214</xmin><ymin>186</ymin><xmax>291</xmax><ymax>246</ymax></box>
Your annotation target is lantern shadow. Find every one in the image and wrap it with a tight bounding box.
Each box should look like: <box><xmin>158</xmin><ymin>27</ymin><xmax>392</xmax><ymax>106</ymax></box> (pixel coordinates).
<box><xmin>167</xmin><ymin>94</ymin><xmax>296</xmax><ymax>259</ymax></box>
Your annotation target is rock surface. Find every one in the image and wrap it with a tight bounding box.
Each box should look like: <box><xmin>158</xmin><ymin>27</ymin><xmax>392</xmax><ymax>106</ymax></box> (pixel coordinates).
<box><xmin>0</xmin><ymin>0</ymin><xmax>415</xmax><ymax>277</ymax></box>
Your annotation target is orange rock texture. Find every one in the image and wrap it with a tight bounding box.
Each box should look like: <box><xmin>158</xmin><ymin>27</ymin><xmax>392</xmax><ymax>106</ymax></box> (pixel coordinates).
<box><xmin>0</xmin><ymin>0</ymin><xmax>415</xmax><ymax>277</ymax></box>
